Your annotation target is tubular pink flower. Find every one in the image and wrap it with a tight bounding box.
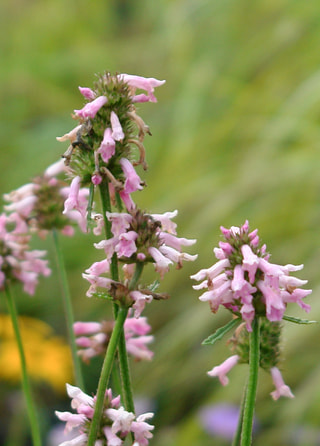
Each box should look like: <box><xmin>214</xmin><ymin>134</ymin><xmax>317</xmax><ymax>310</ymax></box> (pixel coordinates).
<box><xmin>110</xmin><ymin>111</ymin><xmax>125</xmax><ymax>141</ymax></box>
<box><xmin>74</xmin><ymin>95</ymin><xmax>107</xmax><ymax>119</ymax></box>
<box><xmin>159</xmin><ymin>245</ymin><xmax>198</xmax><ymax>265</ymax></box>
<box><xmin>4</xmin><ymin>195</ymin><xmax>37</xmax><ymax>218</ymax></box>
<box><xmin>85</xmin><ymin>258</ymin><xmax>110</xmax><ymax>276</ymax></box>
<box><xmin>106</xmin><ymin>406</ymin><xmax>135</xmax><ymax>434</ymax></box>
<box><xmin>231</xmin><ymin>264</ymin><xmax>256</xmax><ymax>303</ymax></box>
<box><xmin>73</xmin><ymin>321</ymin><xmax>103</xmax><ymax>336</ymax></box>
<box><xmin>257</xmin><ymin>280</ymin><xmax>286</xmax><ymax>321</ymax></box>
<box><xmin>97</xmin><ymin>127</ymin><xmax>116</xmax><ymax>163</ymax></box>
<box><xmin>241</xmin><ymin>244</ymin><xmax>259</xmax><ymax>284</ymax></box>
<box><xmin>240</xmin><ymin>303</ymin><xmax>255</xmax><ymax>331</ymax></box>
<box><xmin>118</xmin><ymin>73</ymin><xmax>165</xmax><ymax>102</ymax></box>
<box><xmin>44</xmin><ymin>159</ymin><xmax>67</xmax><ymax>178</ymax></box>
<box><xmin>130</xmin><ymin>290</ymin><xmax>153</xmax><ymax>318</ymax></box>
<box><xmin>115</xmin><ymin>231</ymin><xmax>138</xmax><ymax>258</ymax></box>
<box><xmin>130</xmin><ymin>413</ymin><xmax>154</xmax><ymax>446</ymax></box>
<box><xmin>151</xmin><ymin>210</ymin><xmax>178</xmax><ymax>234</ymax></box>
<box><xmin>270</xmin><ymin>367</ymin><xmax>294</xmax><ymax>400</ymax></box>
<box><xmin>78</xmin><ymin>86</ymin><xmax>96</xmax><ymax>100</ymax></box>
<box><xmin>103</xmin><ymin>427</ymin><xmax>122</xmax><ymax>446</ymax></box>
<box><xmin>158</xmin><ymin>232</ymin><xmax>196</xmax><ymax>251</ymax></box>
<box><xmin>281</xmin><ymin>288</ymin><xmax>312</xmax><ymax>312</ymax></box>
<box><xmin>190</xmin><ymin>258</ymin><xmax>230</xmax><ymax>282</ymax></box>
<box><xmin>120</xmin><ymin>158</ymin><xmax>143</xmax><ymax>194</ymax></box>
<box><xmin>56</xmin><ymin>124</ymin><xmax>82</xmax><ymax>143</ymax></box>
<box><xmin>207</xmin><ymin>355</ymin><xmax>240</xmax><ymax>386</ymax></box>
<box><xmin>63</xmin><ymin>176</ymin><xmax>82</xmax><ymax>215</ymax></box>
<box><xmin>106</xmin><ymin>212</ymin><xmax>133</xmax><ymax>237</ymax></box>
<box><xmin>148</xmin><ymin>246</ymin><xmax>173</xmax><ymax>278</ymax></box>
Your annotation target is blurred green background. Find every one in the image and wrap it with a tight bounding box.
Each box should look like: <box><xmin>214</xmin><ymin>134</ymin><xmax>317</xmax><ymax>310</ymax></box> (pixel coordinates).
<box><xmin>1</xmin><ymin>0</ymin><xmax>320</xmax><ymax>445</ymax></box>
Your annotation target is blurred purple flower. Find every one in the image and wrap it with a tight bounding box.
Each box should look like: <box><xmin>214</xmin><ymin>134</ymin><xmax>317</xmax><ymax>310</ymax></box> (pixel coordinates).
<box><xmin>198</xmin><ymin>403</ymin><xmax>258</xmax><ymax>440</ymax></box>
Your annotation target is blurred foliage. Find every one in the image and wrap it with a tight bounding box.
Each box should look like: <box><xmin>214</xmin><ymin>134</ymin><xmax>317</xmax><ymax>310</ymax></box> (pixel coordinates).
<box><xmin>1</xmin><ymin>0</ymin><xmax>320</xmax><ymax>445</ymax></box>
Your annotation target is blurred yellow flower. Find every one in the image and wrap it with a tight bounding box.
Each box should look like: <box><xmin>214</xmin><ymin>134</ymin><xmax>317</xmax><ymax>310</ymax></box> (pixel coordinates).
<box><xmin>0</xmin><ymin>314</ymin><xmax>72</xmax><ymax>393</ymax></box>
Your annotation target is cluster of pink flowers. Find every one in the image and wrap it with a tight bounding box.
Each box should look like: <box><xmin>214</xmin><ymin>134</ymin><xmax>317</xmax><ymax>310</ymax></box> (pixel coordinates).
<box><xmin>191</xmin><ymin>220</ymin><xmax>311</xmax><ymax>331</ymax></box>
<box><xmin>82</xmin><ymin>209</ymin><xmax>197</xmax><ymax>316</ymax></box>
<box><xmin>74</xmin><ymin>311</ymin><xmax>154</xmax><ymax>363</ymax></box>
<box><xmin>0</xmin><ymin>212</ymin><xmax>50</xmax><ymax>294</ymax></box>
<box><xmin>3</xmin><ymin>159</ymin><xmax>89</xmax><ymax>236</ymax></box>
<box><xmin>55</xmin><ymin>384</ymin><xmax>154</xmax><ymax>446</ymax></box>
<box><xmin>57</xmin><ymin>73</ymin><xmax>165</xmax><ymax>210</ymax></box>
<box><xmin>208</xmin><ymin>355</ymin><xmax>294</xmax><ymax>401</ymax></box>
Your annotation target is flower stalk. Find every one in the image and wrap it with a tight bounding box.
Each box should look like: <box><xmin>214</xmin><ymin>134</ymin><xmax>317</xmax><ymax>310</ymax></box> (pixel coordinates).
<box><xmin>52</xmin><ymin>228</ymin><xmax>84</xmax><ymax>389</ymax></box>
<box><xmin>241</xmin><ymin>317</ymin><xmax>260</xmax><ymax>446</ymax></box>
<box><xmin>4</xmin><ymin>285</ymin><xmax>42</xmax><ymax>446</ymax></box>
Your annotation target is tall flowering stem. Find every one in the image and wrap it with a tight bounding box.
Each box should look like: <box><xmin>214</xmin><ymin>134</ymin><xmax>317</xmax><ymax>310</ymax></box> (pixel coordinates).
<box><xmin>240</xmin><ymin>317</ymin><xmax>260</xmax><ymax>446</ymax></box>
<box><xmin>4</xmin><ymin>285</ymin><xmax>41</xmax><ymax>446</ymax></box>
<box><xmin>52</xmin><ymin>228</ymin><xmax>84</xmax><ymax>389</ymax></box>
<box><xmin>86</xmin><ymin>307</ymin><xmax>128</xmax><ymax>446</ymax></box>
<box><xmin>86</xmin><ymin>262</ymin><xmax>144</xmax><ymax>446</ymax></box>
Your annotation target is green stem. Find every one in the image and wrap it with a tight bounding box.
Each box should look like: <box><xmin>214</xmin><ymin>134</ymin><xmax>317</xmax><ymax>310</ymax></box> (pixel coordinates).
<box><xmin>52</xmin><ymin>228</ymin><xmax>84</xmax><ymax>390</ymax></box>
<box><xmin>4</xmin><ymin>285</ymin><xmax>42</xmax><ymax>446</ymax></box>
<box><xmin>119</xmin><ymin>262</ymin><xmax>144</xmax><ymax>413</ymax></box>
<box><xmin>241</xmin><ymin>317</ymin><xmax>260</xmax><ymax>446</ymax></box>
<box><xmin>87</xmin><ymin>306</ymin><xmax>128</xmax><ymax>446</ymax></box>
<box><xmin>232</xmin><ymin>381</ymin><xmax>248</xmax><ymax>446</ymax></box>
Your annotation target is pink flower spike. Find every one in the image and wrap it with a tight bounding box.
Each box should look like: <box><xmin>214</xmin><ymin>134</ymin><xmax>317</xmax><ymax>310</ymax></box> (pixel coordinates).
<box><xmin>270</xmin><ymin>367</ymin><xmax>294</xmax><ymax>400</ymax></box>
<box><xmin>97</xmin><ymin>127</ymin><xmax>116</xmax><ymax>163</ymax></box>
<box><xmin>74</xmin><ymin>95</ymin><xmax>107</xmax><ymax>119</ymax></box>
<box><xmin>120</xmin><ymin>158</ymin><xmax>143</xmax><ymax>193</ymax></box>
<box><xmin>207</xmin><ymin>355</ymin><xmax>240</xmax><ymax>386</ymax></box>
<box><xmin>110</xmin><ymin>111</ymin><xmax>125</xmax><ymax>141</ymax></box>
<box><xmin>241</xmin><ymin>244</ymin><xmax>259</xmax><ymax>284</ymax></box>
<box><xmin>78</xmin><ymin>86</ymin><xmax>96</xmax><ymax>100</ymax></box>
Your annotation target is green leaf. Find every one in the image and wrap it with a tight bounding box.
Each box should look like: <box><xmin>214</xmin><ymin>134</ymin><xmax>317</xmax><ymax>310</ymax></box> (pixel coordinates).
<box><xmin>202</xmin><ymin>318</ymin><xmax>241</xmax><ymax>345</ymax></box>
<box><xmin>283</xmin><ymin>315</ymin><xmax>318</xmax><ymax>325</ymax></box>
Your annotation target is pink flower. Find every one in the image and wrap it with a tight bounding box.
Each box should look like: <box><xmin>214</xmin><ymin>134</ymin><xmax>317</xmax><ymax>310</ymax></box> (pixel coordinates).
<box><xmin>257</xmin><ymin>280</ymin><xmax>286</xmax><ymax>322</ymax></box>
<box><xmin>110</xmin><ymin>111</ymin><xmax>125</xmax><ymax>141</ymax></box>
<box><xmin>270</xmin><ymin>367</ymin><xmax>294</xmax><ymax>400</ymax></box>
<box><xmin>118</xmin><ymin>74</ymin><xmax>165</xmax><ymax>103</ymax></box>
<box><xmin>130</xmin><ymin>413</ymin><xmax>154</xmax><ymax>446</ymax></box>
<box><xmin>150</xmin><ymin>210</ymin><xmax>178</xmax><ymax>234</ymax></box>
<box><xmin>120</xmin><ymin>158</ymin><xmax>143</xmax><ymax>194</ymax></box>
<box><xmin>130</xmin><ymin>290</ymin><xmax>153</xmax><ymax>318</ymax></box>
<box><xmin>63</xmin><ymin>176</ymin><xmax>83</xmax><ymax>216</ymax></box>
<box><xmin>148</xmin><ymin>246</ymin><xmax>173</xmax><ymax>278</ymax></box>
<box><xmin>97</xmin><ymin>127</ymin><xmax>116</xmax><ymax>163</ymax></box>
<box><xmin>78</xmin><ymin>86</ymin><xmax>96</xmax><ymax>100</ymax></box>
<box><xmin>241</xmin><ymin>244</ymin><xmax>259</xmax><ymax>284</ymax></box>
<box><xmin>74</xmin><ymin>95</ymin><xmax>107</xmax><ymax>119</ymax></box>
<box><xmin>56</xmin><ymin>124</ymin><xmax>82</xmax><ymax>143</ymax></box>
<box><xmin>207</xmin><ymin>355</ymin><xmax>240</xmax><ymax>386</ymax></box>
<box><xmin>116</xmin><ymin>231</ymin><xmax>138</xmax><ymax>258</ymax></box>
<box><xmin>106</xmin><ymin>212</ymin><xmax>132</xmax><ymax>237</ymax></box>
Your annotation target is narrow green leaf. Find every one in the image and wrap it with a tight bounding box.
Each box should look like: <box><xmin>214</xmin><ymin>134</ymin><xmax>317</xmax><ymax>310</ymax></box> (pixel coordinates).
<box><xmin>202</xmin><ymin>318</ymin><xmax>241</xmax><ymax>345</ymax></box>
<box><xmin>283</xmin><ymin>315</ymin><xmax>318</xmax><ymax>325</ymax></box>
